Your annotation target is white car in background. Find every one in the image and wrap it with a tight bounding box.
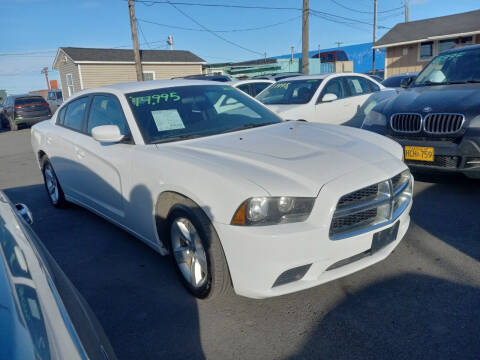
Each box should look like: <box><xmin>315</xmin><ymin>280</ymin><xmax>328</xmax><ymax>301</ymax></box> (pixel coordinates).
<box><xmin>228</xmin><ymin>79</ymin><xmax>274</xmax><ymax>97</ymax></box>
<box><xmin>257</xmin><ymin>73</ymin><xmax>385</xmax><ymax>125</ymax></box>
<box><xmin>31</xmin><ymin>80</ymin><xmax>412</xmax><ymax>299</ymax></box>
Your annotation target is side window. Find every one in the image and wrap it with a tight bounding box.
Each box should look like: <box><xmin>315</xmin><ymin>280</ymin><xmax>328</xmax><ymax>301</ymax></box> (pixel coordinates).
<box><xmin>56</xmin><ymin>106</ymin><xmax>66</xmax><ymax>124</ymax></box>
<box><xmin>320</xmin><ymin>78</ymin><xmax>347</xmax><ymax>101</ymax></box>
<box><xmin>63</xmin><ymin>97</ymin><xmax>89</xmax><ymax>132</ymax></box>
<box><xmin>237</xmin><ymin>84</ymin><xmax>253</xmax><ymax>96</ymax></box>
<box><xmin>254</xmin><ymin>82</ymin><xmax>270</xmax><ymax>95</ymax></box>
<box><xmin>87</xmin><ymin>95</ymin><xmax>129</xmax><ymax>135</ymax></box>
<box><xmin>368</xmin><ymin>79</ymin><xmax>380</xmax><ymax>92</ymax></box>
<box><xmin>47</xmin><ymin>92</ymin><xmax>54</xmax><ymax>100</ymax></box>
<box><xmin>346</xmin><ymin>77</ymin><xmax>372</xmax><ymax>96</ymax></box>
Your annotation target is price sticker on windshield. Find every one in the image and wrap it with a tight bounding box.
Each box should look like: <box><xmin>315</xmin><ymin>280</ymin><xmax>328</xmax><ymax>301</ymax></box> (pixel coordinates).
<box><xmin>129</xmin><ymin>92</ymin><xmax>181</xmax><ymax>107</ymax></box>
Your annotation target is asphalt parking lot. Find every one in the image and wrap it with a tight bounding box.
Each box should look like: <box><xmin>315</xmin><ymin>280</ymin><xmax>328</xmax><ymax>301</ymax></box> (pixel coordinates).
<box><xmin>1</xmin><ymin>129</ymin><xmax>479</xmax><ymax>360</ymax></box>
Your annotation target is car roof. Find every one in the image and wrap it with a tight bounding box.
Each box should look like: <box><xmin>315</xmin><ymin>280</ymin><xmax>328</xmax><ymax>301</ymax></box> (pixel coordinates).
<box><xmin>75</xmin><ymin>79</ymin><xmax>226</xmax><ymax>95</ymax></box>
<box><xmin>441</xmin><ymin>43</ymin><xmax>480</xmax><ymax>55</ymax></box>
<box><xmin>9</xmin><ymin>94</ymin><xmax>44</xmax><ymax>99</ymax></box>
<box><xmin>227</xmin><ymin>79</ymin><xmax>275</xmax><ymax>86</ymax></box>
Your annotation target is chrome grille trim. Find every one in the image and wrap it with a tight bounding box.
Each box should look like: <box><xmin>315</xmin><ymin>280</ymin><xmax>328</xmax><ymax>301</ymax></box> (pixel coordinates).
<box><xmin>329</xmin><ymin>171</ymin><xmax>412</xmax><ymax>240</ymax></box>
<box><xmin>390</xmin><ymin>113</ymin><xmax>422</xmax><ymax>133</ymax></box>
<box><xmin>423</xmin><ymin>113</ymin><xmax>464</xmax><ymax>135</ymax></box>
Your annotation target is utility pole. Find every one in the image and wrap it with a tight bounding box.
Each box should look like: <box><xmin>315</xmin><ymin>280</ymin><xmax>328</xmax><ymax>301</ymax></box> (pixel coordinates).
<box><xmin>372</xmin><ymin>0</ymin><xmax>377</xmax><ymax>73</ymax></box>
<box><xmin>302</xmin><ymin>0</ymin><xmax>309</xmax><ymax>74</ymax></box>
<box><xmin>128</xmin><ymin>0</ymin><xmax>143</xmax><ymax>81</ymax></box>
<box><xmin>290</xmin><ymin>46</ymin><xmax>294</xmax><ymax>63</ymax></box>
<box><xmin>335</xmin><ymin>41</ymin><xmax>343</xmax><ymax>48</ymax></box>
<box><xmin>317</xmin><ymin>44</ymin><xmax>321</xmax><ymax>59</ymax></box>
<box><xmin>404</xmin><ymin>0</ymin><xmax>410</xmax><ymax>22</ymax></box>
<box><xmin>41</xmin><ymin>67</ymin><xmax>50</xmax><ymax>90</ymax></box>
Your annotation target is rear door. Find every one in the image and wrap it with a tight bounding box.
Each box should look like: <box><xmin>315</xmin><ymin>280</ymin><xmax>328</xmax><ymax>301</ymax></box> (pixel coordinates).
<box><xmin>344</xmin><ymin>76</ymin><xmax>379</xmax><ymax>122</ymax></box>
<box><xmin>72</xmin><ymin>93</ymin><xmax>133</xmax><ymax>222</ymax></box>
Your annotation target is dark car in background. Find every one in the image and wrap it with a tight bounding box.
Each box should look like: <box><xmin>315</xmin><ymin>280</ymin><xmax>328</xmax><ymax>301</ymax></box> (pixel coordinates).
<box><xmin>381</xmin><ymin>72</ymin><xmax>419</xmax><ymax>89</ymax></box>
<box><xmin>253</xmin><ymin>72</ymin><xmax>304</xmax><ymax>81</ymax></box>
<box><xmin>172</xmin><ymin>74</ymin><xmax>232</xmax><ymax>82</ymax></box>
<box><xmin>0</xmin><ymin>94</ymin><xmax>51</xmax><ymax>131</ymax></box>
<box><xmin>311</xmin><ymin>50</ymin><xmax>348</xmax><ymax>63</ymax></box>
<box><xmin>362</xmin><ymin>44</ymin><xmax>480</xmax><ymax>179</ymax></box>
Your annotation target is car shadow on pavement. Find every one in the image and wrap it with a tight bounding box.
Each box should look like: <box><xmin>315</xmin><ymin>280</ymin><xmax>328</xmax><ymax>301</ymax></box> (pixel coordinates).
<box><xmin>287</xmin><ymin>273</ymin><xmax>480</xmax><ymax>360</ymax></box>
<box><xmin>411</xmin><ymin>172</ymin><xmax>480</xmax><ymax>261</ymax></box>
<box><xmin>4</xmin><ymin>181</ymin><xmax>207</xmax><ymax>360</ymax></box>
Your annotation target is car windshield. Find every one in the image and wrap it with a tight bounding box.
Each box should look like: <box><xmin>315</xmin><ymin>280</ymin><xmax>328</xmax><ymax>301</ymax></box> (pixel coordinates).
<box><xmin>126</xmin><ymin>85</ymin><xmax>282</xmax><ymax>144</ymax></box>
<box><xmin>414</xmin><ymin>48</ymin><xmax>480</xmax><ymax>86</ymax></box>
<box><xmin>256</xmin><ymin>79</ymin><xmax>322</xmax><ymax>105</ymax></box>
<box><xmin>56</xmin><ymin>92</ymin><xmax>63</xmax><ymax>100</ymax></box>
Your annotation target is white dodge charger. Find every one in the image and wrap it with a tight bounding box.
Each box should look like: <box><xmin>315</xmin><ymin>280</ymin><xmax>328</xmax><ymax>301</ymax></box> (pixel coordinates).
<box><xmin>31</xmin><ymin>80</ymin><xmax>412</xmax><ymax>299</ymax></box>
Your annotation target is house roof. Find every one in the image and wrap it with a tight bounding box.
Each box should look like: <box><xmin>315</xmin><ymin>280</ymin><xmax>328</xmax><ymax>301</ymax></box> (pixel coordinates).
<box><xmin>54</xmin><ymin>47</ymin><xmax>205</xmax><ymax>67</ymax></box>
<box><xmin>373</xmin><ymin>9</ymin><xmax>480</xmax><ymax>48</ymax></box>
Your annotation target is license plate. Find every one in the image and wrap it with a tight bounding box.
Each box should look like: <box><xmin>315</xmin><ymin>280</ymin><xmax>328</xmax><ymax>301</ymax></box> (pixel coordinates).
<box><xmin>371</xmin><ymin>221</ymin><xmax>400</xmax><ymax>253</ymax></box>
<box><xmin>404</xmin><ymin>146</ymin><xmax>434</xmax><ymax>162</ymax></box>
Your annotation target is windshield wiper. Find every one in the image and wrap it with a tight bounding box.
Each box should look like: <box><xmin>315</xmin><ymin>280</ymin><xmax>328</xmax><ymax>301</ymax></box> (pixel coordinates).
<box><xmin>420</xmin><ymin>80</ymin><xmax>446</xmax><ymax>86</ymax></box>
<box><xmin>466</xmin><ymin>79</ymin><xmax>480</xmax><ymax>83</ymax></box>
<box><xmin>219</xmin><ymin>122</ymin><xmax>278</xmax><ymax>134</ymax></box>
<box><xmin>151</xmin><ymin>134</ymin><xmax>205</xmax><ymax>144</ymax></box>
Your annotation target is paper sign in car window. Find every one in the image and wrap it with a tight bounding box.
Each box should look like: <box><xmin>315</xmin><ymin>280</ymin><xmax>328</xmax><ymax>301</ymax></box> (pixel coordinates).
<box><xmin>352</xmin><ymin>79</ymin><xmax>363</xmax><ymax>94</ymax></box>
<box><xmin>151</xmin><ymin>109</ymin><xmax>185</xmax><ymax>131</ymax></box>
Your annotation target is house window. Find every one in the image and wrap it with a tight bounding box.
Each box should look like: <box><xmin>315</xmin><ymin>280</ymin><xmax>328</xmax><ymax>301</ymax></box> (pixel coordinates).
<box><xmin>439</xmin><ymin>36</ymin><xmax>474</xmax><ymax>53</ymax></box>
<box><xmin>419</xmin><ymin>41</ymin><xmax>434</xmax><ymax>60</ymax></box>
<box><xmin>142</xmin><ymin>71</ymin><xmax>155</xmax><ymax>81</ymax></box>
<box><xmin>66</xmin><ymin>74</ymin><xmax>74</xmax><ymax>96</ymax></box>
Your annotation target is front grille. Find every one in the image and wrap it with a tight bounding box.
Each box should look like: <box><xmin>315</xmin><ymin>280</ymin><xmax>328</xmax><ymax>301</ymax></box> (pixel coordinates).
<box><xmin>424</xmin><ymin>113</ymin><xmax>464</xmax><ymax>134</ymax></box>
<box><xmin>337</xmin><ymin>184</ymin><xmax>378</xmax><ymax>208</ymax></box>
<box><xmin>329</xmin><ymin>171</ymin><xmax>412</xmax><ymax>239</ymax></box>
<box><xmin>391</xmin><ymin>113</ymin><xmax>422</xmax><ymax>133</ymax></box>
<box><xmin>330</xmin><ymin>208</ymin><xmax>378</xmax><ymax>235</ymax></box>
<box><xmin>406</xmin><ymin>155</ymin><xmax>459</xmax><ymax>168</ymax></box>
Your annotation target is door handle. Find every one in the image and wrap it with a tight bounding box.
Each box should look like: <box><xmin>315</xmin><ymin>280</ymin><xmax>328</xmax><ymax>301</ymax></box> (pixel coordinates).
<box><xmin>46</xmin><ymin>136</ymin><xmax>53</xmax><ymax>144</ymax></box>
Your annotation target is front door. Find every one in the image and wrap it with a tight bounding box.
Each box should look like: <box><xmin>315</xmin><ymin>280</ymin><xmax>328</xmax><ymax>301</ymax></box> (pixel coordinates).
<box><xmin>72</xmin><ymin>94</ymin><xmax>133</xmax><ymax>222</ymax></box>
<box><xmin>315</xmin><ymin>77</ymin><xmax>352</xmax><ymax>124</ymax></box>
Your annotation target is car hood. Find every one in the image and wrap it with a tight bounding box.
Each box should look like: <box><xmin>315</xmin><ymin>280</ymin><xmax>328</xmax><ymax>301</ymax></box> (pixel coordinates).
<box><xmin>382</xmin><ymin>83</ymin><xmax>480</xmax><ymax>118</ymax></box>
<box><xmin>160</xmin><ymin>121</ymin><xmax>403</xmax><ymax>197</ymax></box>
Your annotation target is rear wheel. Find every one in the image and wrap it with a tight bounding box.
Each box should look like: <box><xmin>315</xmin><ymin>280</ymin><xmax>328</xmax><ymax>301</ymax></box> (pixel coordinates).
<box><xmin>42</xmin><ymin>158</ymin><xmax>67</xmax><ymax>208</ymax></box>
<box><xmin>168</xmin><ymin>206</ymin><xmax>232</xmax><ymax>299</ymax></box>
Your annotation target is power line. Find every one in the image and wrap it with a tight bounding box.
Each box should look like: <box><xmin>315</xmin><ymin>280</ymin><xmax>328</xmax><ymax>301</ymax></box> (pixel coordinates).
<box><xmin>138</xmin><ymin>15</ymin><xmax>301</xmax><ymax>33</ymax></box>
<box><xmin>165</xmin><ymin>1</ymin><xmax>264</xmax><ymax>56</ymax></box>
<box><xmin>329</xmin><ymin>0</ymin><xmax>403</xmax><ymax>14</ymax></box>
<box><xmin>133</xmin><ymin>0</ymin><xmax>302</xmax><ymax>10</ymax></box>
<box><xmin>310</xmin><ymin>9</ymin><xmax>391</xmax><ymax>29</ymax></box>
<box><xmin>137</xmin><ymin>19</ymin><xmax>152</xmax><ymax>48</ymax></box>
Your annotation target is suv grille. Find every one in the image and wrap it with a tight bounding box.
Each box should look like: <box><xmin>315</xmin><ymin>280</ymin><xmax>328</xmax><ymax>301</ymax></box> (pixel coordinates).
<box><xmin>329</xmin><ymin>171</ymin><xmax>412</xmax><ymax>239</ymax></box>
<box><xmin>424</xmin><ymin>113</ymin><xmax>464</xmax><ymax>134</ymax></box>
<box><xmin>390</xmin><ymin>113</ymin><xmax>422</xmax><ymax>133</ymax></box>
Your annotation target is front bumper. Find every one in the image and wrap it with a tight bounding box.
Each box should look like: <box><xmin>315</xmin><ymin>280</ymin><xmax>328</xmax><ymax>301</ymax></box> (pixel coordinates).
<box><xmin>388</xmin><ymin>130</ymin><xmax>480</xmax><ymax>179</ymax></box>
<box><xmin>215</xmin><ymin>160</ymin><xmax>412</xmax><ymax>299</ymax></box>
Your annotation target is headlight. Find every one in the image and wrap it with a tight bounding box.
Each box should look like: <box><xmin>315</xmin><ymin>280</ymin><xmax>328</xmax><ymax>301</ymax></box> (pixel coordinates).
<box><xmin>469</xmin><ymin>115</ymin><xmax>480</xmax><ymax>128</ymax></box>
<box><xmin>231</xmin><ymin>197</ymin><xmax>315</xmax><ymax>226</ymax></box>
<box><xmin>362</xmin><ymin>110</ymin><xmax>387</xmax><ymax>128</ymax></box>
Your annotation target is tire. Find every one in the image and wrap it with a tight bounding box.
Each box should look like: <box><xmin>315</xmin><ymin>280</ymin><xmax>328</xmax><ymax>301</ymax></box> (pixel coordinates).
<box><xmin>8</xmin><ymin>116</ymin><xmax>18</xmax><ymax>131</ymax></box>
<box><xmin>41</xmin><ymin>157</ymin><xmax>67</xmax><ymax>208</ymax></box>
<box><xmin>167</xmin><ymin>205</ymin><xmax>232</xmax><ymax>299</ymax></box>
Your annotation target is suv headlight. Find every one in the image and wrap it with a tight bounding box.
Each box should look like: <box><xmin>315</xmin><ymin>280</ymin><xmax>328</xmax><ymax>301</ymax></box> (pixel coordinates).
<box><xmin>362</xmin><ymin>110</ymin><xmax>387</xmax><ymax>128</ymax></box>
<box><xmin>231</xmin><ymin>197</ymin><xmax>315</xmax><ymax>226</ymax></box>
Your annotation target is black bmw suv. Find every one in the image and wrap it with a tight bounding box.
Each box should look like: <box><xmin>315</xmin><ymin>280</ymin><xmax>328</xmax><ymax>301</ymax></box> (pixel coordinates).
<box><xmin>362</xmin><ymin>44</ymin><xmax>480</xmax><ymax>179</ymax></box>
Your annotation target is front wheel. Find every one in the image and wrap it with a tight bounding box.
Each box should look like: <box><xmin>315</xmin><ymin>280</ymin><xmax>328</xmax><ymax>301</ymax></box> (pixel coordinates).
<box><xmin>168</xmin><ymin>206</ymin><xmax>232</xmax><ymax>299</ymax></box>
<box><xmin>42</xmin><ymin>158</ymin><xmax>67</xmax><ymax>208</ymax></box>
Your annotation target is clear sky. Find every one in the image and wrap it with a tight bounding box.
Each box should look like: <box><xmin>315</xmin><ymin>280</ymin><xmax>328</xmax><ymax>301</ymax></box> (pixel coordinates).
<box><xmin>1</xmin><ymin>0</ymin><xmax>479</xmax><ymax>94</ymax></box>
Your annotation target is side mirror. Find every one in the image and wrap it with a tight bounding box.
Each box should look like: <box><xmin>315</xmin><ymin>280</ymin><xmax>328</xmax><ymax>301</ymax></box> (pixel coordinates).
<box><xmin>400</xmin><ymin>77</ymin><xmax>412</xmax><ymax>88</ymax></box>
<box><xmin>15</xmin><ymin>203</ymin><xmax>33</xmax><ymax>225</ymax></box>
<box><xmin>321</xmin><ymin>93</ymin><xmax>338</xmax><ymax>102</ymax></box>
<box><xmin>92</xmin><ymin>125</ymin><xmax>124</xmax><ymax>143</ymax></box>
